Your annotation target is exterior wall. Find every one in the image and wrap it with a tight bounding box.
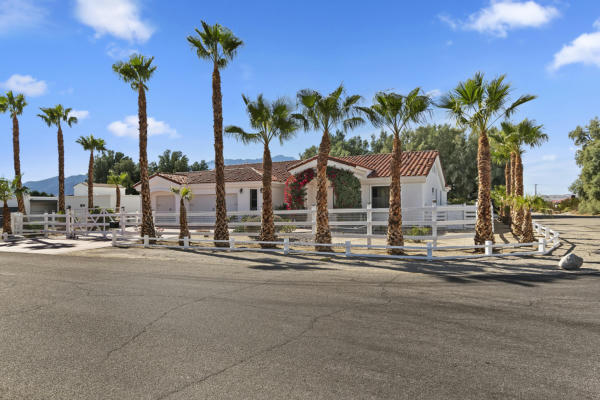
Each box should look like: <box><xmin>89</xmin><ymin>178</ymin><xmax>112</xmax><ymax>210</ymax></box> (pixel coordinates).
<box><xmin>29</xmin><ymin>199</ymin><xmax>58</xmax><ymax>214</ymax></box>
<box><xmin>65</xmin><ymin>194</ymin><xmax>140</xmax><ymax>212</ymax></box>
<box><xmin>73</xmin><ymin>184</ymin><xmax>125</xmax><ymax>197</ymax></box>
<box><xmin>361</xmin><ymin>178</ymin><xmax>425</xmax><ymax>209</ymax></box>
<box><xmin>423</xmin><ymin>160</ymin><xmax>447</xmax><ymax>206</ymax></box>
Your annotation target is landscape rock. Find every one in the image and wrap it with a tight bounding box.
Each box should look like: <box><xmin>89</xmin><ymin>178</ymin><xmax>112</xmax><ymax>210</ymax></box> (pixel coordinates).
<box><xmin>558</xmin><ymin>253</ymin><xmax>583</xmax><ymax>270</ymax></box>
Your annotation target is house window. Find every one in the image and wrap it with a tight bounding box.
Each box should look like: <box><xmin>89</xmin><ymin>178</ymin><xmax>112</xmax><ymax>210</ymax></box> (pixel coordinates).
<box><xmin>371</xmin><ymin>186</ymin><xmax>389</xmax><ymax>208</ymax></box>
<box><xmin>250</xmin><ymin>189</ymin><xmax>258</xmax><ymax>211</ymax></box>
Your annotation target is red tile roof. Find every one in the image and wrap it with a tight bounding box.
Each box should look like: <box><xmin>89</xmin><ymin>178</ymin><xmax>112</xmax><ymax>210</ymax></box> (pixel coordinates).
<box><xmin>140</xmin><ymin>151</ymin><xmax>440</xmax><ymax>186</ymax></box>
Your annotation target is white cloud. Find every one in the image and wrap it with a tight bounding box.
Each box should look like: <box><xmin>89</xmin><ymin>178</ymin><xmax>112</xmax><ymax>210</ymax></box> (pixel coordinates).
<box><xmin>1</xmin><ymin>74</ymin><xmax>47</xmax><ymax>97</ymax></box>
<box><xmin>70</xmin><ymin>110</ymin><xmax>90</xmax><ymax>120</ymax></box>
<box><xmin>75</xmin><ymin>0</ymin><xmax>154</xmax><ymax>43</ymax></box>
<box><xmin>426</xmin><ymin>89</ymin><xmax>442</xmax><ymax>98</ymax></box>
<box><xmin>0</xmin><ymin>0</ymin><xmax>46</xmax><ymax>34</ymax></box>
<box><xmin>550</xmin><ymin>20</ymin><xmax>600</xmax><ymax>70</ymax></box>
<box><xmin>541</xmin><ymin>154</ymin><xmax>557</xmax><ymax>161</ymax></box>
<box><xmin>106</xmin><ymin>43</ymin><xmax>138</xmax><ymax>59</ymax></box>
<box><xmin>108</xmin><ymin>115</ymin><xmax>178</xmax><ymax>138</ymax></box>
<box><xmin>440</xmin><ymin>1</ymin><xmax>559</xmax><ymax>38</ymax></box>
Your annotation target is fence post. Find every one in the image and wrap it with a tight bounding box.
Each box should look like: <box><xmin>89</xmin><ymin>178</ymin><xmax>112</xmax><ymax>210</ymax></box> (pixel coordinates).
<box><xmin>345</xmin><ymin>241</ymin><xmax>351</xmax><ymax>257</ymax></box>
<box><xmin>535</xmin><ymin>223</ymin><xmax>541</xmax><ymax>235</ymax></box>
<box><xmin>538</xmin><ymin>238</ymin><xmax>546</xmax><ymax>253</ymax></box>
<box><xmin>183</xmin><ymin>236</ymin><xmax>189</xmax><ymax>249</ymax></box>
<box><xmin>43</xmin><ymin>213</ymin><xmax>48</xmax><ymax>237</ymax></box>
<box><xmin>229</xmin><ymin>238</ymin><xmax>235</xmax><ymax>250</ymax></box>
<box><xmin>431</xmin><ymin>205</ymin><xmax>438</xmax><ymax>248</ymax></box>
<box><xmin>1</xmin><ymin>232</ymin><xmax>7</xmax><ymax>242</ymax></box>
<box><xmin>143</xmin><ymin>235</ymin><xmax>149</xmax><ymax>248</ymax></box>
<box><xmin>311</xmin><ymin>205</ymin><xmax>316</xmax><ymax>235</ymax></box>
<box><xmin>553</xmin><ymin>232</ymin><xmax>559</xmax><ymax>246</ymax></box>
<box><xmin>490</xmin><ymin>203</ymin><xmax>495</xmax><ymax>234</ymax></box>
<box><xmin>484</xmin><ymin>240</ymin><xmax>493</xmax><ymax>256</ymax></box>
<box><xmin>366</xmin><ymin>203</ymin><xmax>372</xmax><ymax>248</ymax></box>
<box><xmin>283</xmin><ymin>237</ymin><xmax>289</xmax><ymax>255</ymax></box>
<box><xmin>427</xmin><ymin>242</ymin><xmax>433</xmax><ymax>260</ymax></box>
<box><xmin>111</xmin><ymin>230</ymin><xmax>116</xmax><ymax>246</ymax></box>
<box><xmin>544</xmin><ymin>227</ymin><xmax>550</xmax><ymax>240</ymax></box>
<box><xmin>120</xmin><ymin>207</ymin><xmax>126</xmax><ymax>235</ymax></box>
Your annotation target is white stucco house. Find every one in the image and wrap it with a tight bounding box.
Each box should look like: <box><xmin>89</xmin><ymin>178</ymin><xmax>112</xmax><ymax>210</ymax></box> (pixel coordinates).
<box><xmin>66</xmin><ymin>183</ymin><xmax>140</xmax><ymax>212</ymax></box>
<box><xmin>136</xmin><ymin>151</ymin><xmax>449</xmax><ymax>214</ymax></box>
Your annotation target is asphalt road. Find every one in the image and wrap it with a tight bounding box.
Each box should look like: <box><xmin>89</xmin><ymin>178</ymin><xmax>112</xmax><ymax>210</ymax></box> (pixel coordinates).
<box><xmin>0</xmin><ymin>216</ymin><xmax>599</xmax><ymax>399</ymax></box>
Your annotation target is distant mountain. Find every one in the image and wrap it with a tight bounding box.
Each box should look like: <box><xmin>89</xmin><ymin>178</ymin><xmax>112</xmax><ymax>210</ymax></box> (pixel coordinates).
<box><xmin>207</xmin><ymin>155</ymin><xmax>295</xmax><ymax>169</ymax></box>
<box><xmin>24</xmin><ymin>174</ymin><xmax>87</xmax><ymax>196</ymax></box>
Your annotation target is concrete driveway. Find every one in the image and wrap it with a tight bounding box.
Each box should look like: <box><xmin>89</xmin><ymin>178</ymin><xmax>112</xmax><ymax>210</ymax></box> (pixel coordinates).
<box><xmin>0</xmin><ymin>236</ymin><xmax>112</xmax><ymax>254</ymax></box>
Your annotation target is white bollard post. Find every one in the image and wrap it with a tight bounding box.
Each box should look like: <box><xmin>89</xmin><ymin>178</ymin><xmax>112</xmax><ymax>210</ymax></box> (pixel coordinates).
<box><xmin>229</xmin><ymin>238</ymin><xmax>235</xmax><ymax>250</ymax></box>
<box><xmin>426</xmin><ymin>242</ymin><xmax>433</xmax><ymax>261</ymax></box>
<box><xmin>366</xmin><ymin>203</ymin><xmax>372</xmax><ymax>248</ymax></box>
<box><xmin>485</xmin><ymin>240</ymin><xmax>493</xmax><ymax>256</ymax></box>
<box><xmin>283</xmin><ymin>237</ymin><xmax>290</xmax><ymax>255</ymax></box>
<box><xmin>544</xmin><ymin>228</ymin><xmax>550</xmax><ymax>240</ymax></box>
<box><xmin>538</xmin><ymin>238</ymin><xmax>546</xmax><ymax>253</ymax></box>
<box><xmin>2</xmin><ymin>232</ymin><xmax>7</xmax><ymax>242</ymax></box>
<box><xmin>183</xmin><ymin>236</ymin><xmax>189</xmax><ymax>249</ymax></box>
<box><xmin>111</xmin><ymin>230</ymin><xmax>116</xmax><ymax>246</ymax></box>
<box><xmin>120</xmin><ymin>207</ymin><xmax>125</xmax><ymax>235</ymax></box>
<box><xmin>345</xmin><ymin>241</ymin><xmax>351</xmax><ymax>257</ymax></box>
<box><xmin>311</xmin><ymin>205</ymin><xmax>317</xmax><ymax>235</ymax></box>
<box><xmin>43</xmin><ymin>213</ymin><xmax>48</xmax><ymax>237</ymax></box>
<box><xmin>143</xmin><ymin>235</ymin><xmax>149</xmax><ymax>248</ymax></box>
<box><xmin>431</xmin><ymin>206</ymin><xmax>438</xmax><ymax>248</ymax></box>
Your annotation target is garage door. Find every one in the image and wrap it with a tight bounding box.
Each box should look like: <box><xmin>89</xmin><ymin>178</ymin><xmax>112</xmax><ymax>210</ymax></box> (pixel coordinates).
<box><xmin>189</xmin><ymin>195</ymin><xmax>216</xmax><ymax>212</ymax></box>
<box><xmin>155</xmin><ymin>195</ymin><xmax>175</xmax><ymax>212</ymax></box>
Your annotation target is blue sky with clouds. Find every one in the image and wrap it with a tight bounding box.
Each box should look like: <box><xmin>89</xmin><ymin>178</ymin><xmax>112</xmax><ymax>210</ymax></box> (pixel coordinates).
<box><xmin>1</xmin><ymin>0</ymin><xmax>599</xmax><ymax>194</ymax></box>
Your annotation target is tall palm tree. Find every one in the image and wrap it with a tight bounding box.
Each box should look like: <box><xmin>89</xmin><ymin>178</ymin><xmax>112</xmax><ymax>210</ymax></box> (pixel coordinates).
<box><xmin>0</xmin><ymin>177</ymin><xmax>13</xmax><ymax>234</ymax></box>
<box><xmin>170</xmin><ymin>186</ymin><xmax>192</xmax><ymax>244</ymax></box>
<box><xmin>76</xmin><ymin>135</ymin><xmax>107</xmax><ymax>209</ymax></box>
<box><xmin>439</xmin><ymin>73</ymin><xmax>536</xmax><ymax>246</ymax></box>
<box><xmin>297</xmin><ymin>84</ymin><xmax>363</xmax><ymax>251</ymax></box>
<box><xmin>490</xmin><ymin>122</ymin><xmax>517</xmax><ymax>224</ymax></box>
<box><xmin>38</xmin><ymin>105</ymin><xmax>78</xmax><ymax>213</ymax></box>
<box><xmin>0</xmin><ymin>91</ymin><xmax>27</xmax><ymax>214</ymax></box>
<box><xmin>225</xmin><ymin>94</ymin><xmax>301</xmax><ymax>247</ymax></box>
<box><xmin>510</xmin><ymin>194</ymin><xmax>547</xmax><ymax>243</ymax></box>
<box><xmin>107</xmin><ymin>171</ymin><xmax>128</xmax><ymax>211</ymax></box>
<box><xmin>113</xmin><ymin>54</ymin><xmax>157</xmax><ymax>238</ymax></box>
<box><xmin>358</xmin><ymin>90</ymin><xmax>431</xmax><ymax>254</ymax></box>
<box><xmin>187</xmin><ymin>22</ymin><xmax>243</xmax><ymax>246</ymax></box>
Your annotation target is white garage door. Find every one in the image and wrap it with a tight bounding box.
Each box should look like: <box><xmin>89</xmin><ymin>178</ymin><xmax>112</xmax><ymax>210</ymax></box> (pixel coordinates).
<box><xmin>189</xmin><ymin>194</ymin><xmax>238</xmax><ymax>212</ymax></box>
<box><xmin>155</xmin><ymin>195</ymin><xmax>175</xmax><ymax>212</ymax></box>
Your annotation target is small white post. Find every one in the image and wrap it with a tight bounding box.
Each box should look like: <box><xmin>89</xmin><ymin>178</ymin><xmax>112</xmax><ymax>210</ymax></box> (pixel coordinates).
<box><xmin>311</xmin><ymin>205</ymin><xmax>317</xmax><ymax>235</ymax></box>
<box><xmin>283</xmin><ymin>237</ymin><xmax>289</xmax><ymax>255</ymax></box>
<box><xmin>484</xmin><ymin>240</ymin><xmax>493</xmax><ymax>256</ymax></box>
<box><xmin>120</xmin><ymin>207</ymin><xmax>125</xmax><ymax>235</ymax></box>
<box><xmin>426</xmin><ymin>242</ymin><xmax>433</xmax><ymax>260</ymax></box>
<box><xmin>2</xmin><ymin>232</ymin><xmax>7</xmax><ymax>242</ymax></box>
<box><xmin>544</xmin><ymin>228</ymin><xmax>550</xmax><ymax>240</ymax></box>
<box><xmin>431</xmin><ymin>205</ymin><xmax>438</xmax><ymax>248</ymax></box>
<box><xmin>229</xmin><ymin>238</ymin><xmax>235</xmax><ymax>250</ymax></box>
<box><xmin>535</xmin><ymin>223</ymin><xmax>541</xmax><ymax>234</ymax></box>
<box><xmin>553</xmin><ymin>232</ymin><xmax>559</xmax><ymax>246</ymax></box>
<box><xmin>43</xmin><ymin>213</ymin><xmax>48</xmax><ymax>237</ymax></box>
<box><xmin>111</xmin><ymin>230</ymin><xmax>116</xmax><ymax>246</ymax></box>
<box><xmin>143</xmin><ymin>235</ymin><xmax>149</xmax><ymax>248</ymax></box>
<box><xmin>183</xmin><ymin>236</ymin><xmax>189</xmax><ymax>249</ymax></box>
<box><xmin>366</xmin><ymin>203</ymin><xmax>372</xmax><ymax>248</ymax></box>
<box><xmin>538</xmin><ymin>238</ymin><xmax>546</xmax><ymax>253</ymax></box>
<box><xmin>345</xmin><ymin>241</ymin><xmax>351</xmax><ymax>257</ymax></box>
<box><xmin>490</xmin><ymin>203</ymin><xmax>495</xmax><ymax>234</ymax></box>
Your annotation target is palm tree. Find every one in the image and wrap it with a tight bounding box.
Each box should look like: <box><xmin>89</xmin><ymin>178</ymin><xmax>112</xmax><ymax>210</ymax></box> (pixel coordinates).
<box><xmin>439</xmin><ymin>73</ymin><xmax>536</xmax><ymax>246</ymax></box>
<box><xmin>358</xmin><ymin>90</ymin><xmax>431</xmax><ymax>254</ymax></box>
<box><xmin>170</xmin><ymin>186</ymin><xmax>192</xmax><ymax>244</ymax></box>
<box><xmin>510</xmin><ymin>195</ymin><xmax>547</xmax><ymax>243</ymax></box>
<box><xmin>297</xmin><ymin>84</ymin><xmax>363</xmax><ymax>251</ymax></box>
<box><xmin>113</xmin><ymin>54</ymin><xmax>157</xmax><ymax>238</ymax></box>
<box><xmin>76</xmin><ymin>135</ymin><xmax>107</xmax><ymax>209</ymax></box>
<box><xmin>38</xmin><ymin>105</ymin><xmax>78</xmax><ymax>213</ymax></box>
<box><xmin>0</xmin><ymin>91</ymin><xmax>27</xmax><ymax>214</ymax></box>
<box><xmin>107</xmin><ymin>172</ymin><xmax>128</xmax><ymax>211</ymax></box>
<box><xmin>225</xmin><ymin>95</ymin><xmax>301</xmax><ymax>247</ymax></box>
<box><xmin>0</xmin><ymin>177</ymin><xmax>14</xmax><ymax>234</ymax></box>
<box><xmin>187</xmin><ymin>22</ymin><xmax>243</xmax><ymax>246</ymax></box>
<box><xmin>490</xmin><ymin>122</ymin><xmax>517</xmax><ymax>224</ymax></box>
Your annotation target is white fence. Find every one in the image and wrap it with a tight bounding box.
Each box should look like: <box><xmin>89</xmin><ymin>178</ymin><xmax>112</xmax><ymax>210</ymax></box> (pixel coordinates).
<box><xmin>10</xmin><ymin>204</ymin><xmax>478</xmax><ymax>243</ymax></box>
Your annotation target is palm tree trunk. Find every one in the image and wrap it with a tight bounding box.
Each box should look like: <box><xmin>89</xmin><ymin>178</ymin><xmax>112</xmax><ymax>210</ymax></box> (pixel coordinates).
<box><xmin>212</xmin><ymin>62</ymin><xmax>229</xmax><ymax>246</ymax></box>
<box><xmin>315</xmin><ymin>129</ymin><xmax>332</xmax><ymax>251</ymax></box>
<box><xmin>138</xmin><ymin>83</ymin><xmax>156</xmax><ymax>239</ymax></box>
<box><xmin>521</xmin><ymin>207</ymin><xmax>534</xmax><ymax>243</ymax></box>
<box><xmin>12</xmin><ymin>116</ymin><xmax>25</xmax><ymax>214</ymax></box>
<box><xmin>503</xmin><ymin>160</ymin><xmax>511</xmax><ymax>223</ymax></box>
<box><xmin>2</xmin><ymin>200</ymin><xmax>11</xmax><ymax>234</ymax></box>
<box><xmin>179</xmin><ymin>197</ymin><xmax>190</xmax><ymax>244</ymax></box>
<box><xmin>387</xmin><ymin>131</ymin><xmax>404</xmax><ymax>255</ymax></box>
<box><xmin>115</xmin><ymin>186</ymin><xmax>121</xmax><ymax>211</ymax></box>
<box><xmin>514</xmin><ymin>152</ymin><xmax>525</xmax><ymax>241</ymax></box>
<box><xmin>57</xmin><ymin>123</ymin><xmax>65</xmax><ymax>214</ymax></box>
<box><xmin>260</xmin><ymin>143</ymin><xmax>276</xmax><ymax>248</ymax></box>
<box><xmin>87</xmin><ymin>151</ymin><xmax>94</xmax><ymax>209</ymax></box>
<box><xmin>510</xmin><ymin>152</ymin><xmax>519</xmax><ymax>235</ymax></box>
<box><xmin>474</xmin><ymin>130</ymin><xmax>494</xmax><ymax>246</ymax></box>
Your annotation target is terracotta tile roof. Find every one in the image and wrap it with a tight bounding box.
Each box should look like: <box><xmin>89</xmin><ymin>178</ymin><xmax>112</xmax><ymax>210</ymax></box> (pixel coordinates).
<box><xmin>141</xmin><ymin>151</ymin><xmax>439</xmax><ymax>186</ymax></box>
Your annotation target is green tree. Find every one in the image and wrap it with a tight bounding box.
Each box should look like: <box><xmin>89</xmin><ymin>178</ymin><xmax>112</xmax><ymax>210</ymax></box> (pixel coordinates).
<box><xmin>0</xmin><ymin>177</ymin><xmax>14</xmax><ymax>234</ymax></box>
<box><xmin>188</xmin><ymin>22</ymin><xmax>243</xmax><ymax>246</ymax></box>
<box><xmin>358</xmin><ymin>89</ymin><xmax>432</xmax><ymax>254</ymax></box>
<box><xmin>38</xmin><ymin>105</ymin><xmax>78</xmax><ymax>213</ymax></box>
<box><xmin>0</xmin><ymin>91</ymin><xmax>27</xmax><ymax>214</ymax></box>
<box><xmin>190</xmin><ymin>160</ymin><xmax>209</xmax><ymax>171</ymax></box>
<box><xmin>155</xmin><ymin>150</ymin><xmax>190</xmax><ymax>173</ymax></box>
<box><xmin>299</xmin><ymin>130</ymin><xmax>370</xmax><ymax>159</ymax></box>
<box><xmin>569</xmin><ymin>117</ymin><xmax>600</xmax><ymax>214</ymax></box>
<box><xmin>93</xmin><ymin>150</ymin><xmax>139</xmax><ymax>193</ymax></box>
<box><xmin>107</xmin><ymin>172</ymin><xmax>128</xmax><ymax>211</ymax></box>
<box><xmin>170</xmin><ymin>186</ymin><xmax>193</xmax><ymax>243</ymax></box>
<box><xmin>226</xmin><ymin>94</ymin><xmax>301</xmax><ymax>246</ymax></box>
<box><xmin>113</xmin><ymin>54</ymin><xmax>157</xmax><ymax>238</ymax></box>
<box><xmin>370</xmin><ymin>130</ymin><xmax>394</xmax><ymax>153</ymax></box>
<box><xmin>439</xmin><ymin>72</ymin><xmax>536</xmax><ymax>245</ymax></box>
<box><xmin>76</xmin><ymin>135</ymin><xmax>107</xmax><ymax>209</ymax></box>
<box><xmin>296</xmin><ymin>84</ymin><xmax>364</xmax><ymax>250</ymax></box>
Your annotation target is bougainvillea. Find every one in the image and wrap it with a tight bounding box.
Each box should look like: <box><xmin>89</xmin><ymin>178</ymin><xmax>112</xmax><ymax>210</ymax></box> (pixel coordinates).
<box><xmin>284</xmin><ymin>167</ymin><xmax>361</xmax><ymax>209</ymax></box>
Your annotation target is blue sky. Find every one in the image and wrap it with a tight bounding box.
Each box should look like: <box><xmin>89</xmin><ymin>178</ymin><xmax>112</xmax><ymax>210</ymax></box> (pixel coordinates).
<box><xmin>1</xmin><ymin>0</ymin><xmax>599</xmax><ymax>195</ymax></box>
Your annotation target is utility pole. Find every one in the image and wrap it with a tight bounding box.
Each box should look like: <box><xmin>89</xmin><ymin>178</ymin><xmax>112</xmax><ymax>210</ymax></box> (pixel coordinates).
<box><xmin>534</xmin><ymin>184</ymin><xmax>539</xmax><ymax>196</ymax></box>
